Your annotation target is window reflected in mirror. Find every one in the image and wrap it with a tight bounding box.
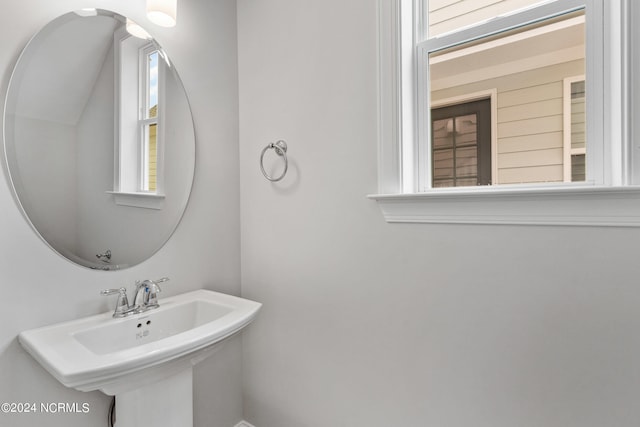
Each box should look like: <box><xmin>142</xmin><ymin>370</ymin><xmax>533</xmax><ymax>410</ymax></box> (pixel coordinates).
<box><xmin>116</xmin><ymin>33</ymin><xmax>164</xmax><ymax>194</ymax></box>
<box><xmin>143</xmin><ymin>50</ymin><xmax>159</xmax><ymax>192</ymax></box>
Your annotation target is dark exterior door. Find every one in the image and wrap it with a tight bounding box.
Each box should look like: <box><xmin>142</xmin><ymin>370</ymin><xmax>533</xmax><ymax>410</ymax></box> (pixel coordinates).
<box><xmin>431</xmin><ymin>98</ymin><xmax>492</xmax><ymax>187</ymax></box>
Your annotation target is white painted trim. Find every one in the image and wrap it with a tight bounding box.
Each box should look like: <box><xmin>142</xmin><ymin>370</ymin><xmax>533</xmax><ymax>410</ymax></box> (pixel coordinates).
<box><xmin>416</xmin><ymin>35</ymin><xmax>430</xmax><ymax>192</ymax></box>
<box><xmin>585</xmin><ymin>0</ymin><xmax>605</xmax><ymax>185</ymax></box>
<box><xmin>377</xmin><ymin>0</ymin><xmax>404</xmax><ymax>194</ymax></box>
<box><xmin>401</xmin><ymin>0</ymin><xmax>417</xmax><ymax>192</ymax></box>
<box><xmin>630</xmin><ymin>0</ymin><xmax>640</xmax><ymax>183</ymax></box>
<box><xmin>431</xmin><ymin>89</ymin><xmax>498</xmax><ymax>185</ymax></box>
<box><xmin>106</xmin><ymin>191</ymin><xmax>165</xmax><ymax>210</ymax></box>
<box><xmin>113</xmin><ymin>27</ymin><xmax>126</xmax><ymax>194</ymax></box>
<box><xmin>234</xmin><ymin>422</ymin><xmax>257</xmax><ymax>427</ymax></box>
<box><xmin>605</xmin><ymin>0</ymin><xmax>630</xmax><ymax>185</ymax></box>
<box><xmin>369</xmin><ymin>185</ymin><xmax>640</xmax><ymax>227</ymax></box>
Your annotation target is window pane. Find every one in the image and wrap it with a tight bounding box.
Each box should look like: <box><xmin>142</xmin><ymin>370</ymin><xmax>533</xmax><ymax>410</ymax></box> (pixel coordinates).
<box><xmin>571</xmin><ymin>154</ymin><xmax>585</xmax><ymax>182</ymax></box>
<box><xmin>429</xmin><ymin>11</ymin><xmax>585</xmax><ymax>186</ymax></box>
<box><xmin>148</xmin><ymin>123</ymin><xmax>157</xmax><ymax>191</ymax></box>
<box><xmin>142</xmin><ymin>124</ymin><xmax>158</xmax><ymax>191</ymax></box>
<box><xmin>456</xmin><ymin>178</ymin><xmax>478</xmax><ymax>187</ymax></box>
<box><xmin>142</xmin><ymin>49</ymin><xmax>159</xmax><ymax>193</ymax></box>
<box><xmin>147</xmin><ymin>51</ymin><xmax>159</xmax><ymax>119</ymax></box>
<box><xmin>456</xmin><ymin>146</ymin><xmax>477</xmax><ymax>178</ymax></box>
<box><xmin>433</xmin><ymin>179</ymin><xmax>455</xmax><ymax>188</ymax></box>
<box><xmin>433</xmin><ymin>149</ymin><xmax>454</xmax><ymax>179</ymax></box>
<box><xmin>433</xmin><ymin>118</ymin><xmax>454</xmax><ymax>148</ymax></box>
<box><xmin>455</xmin><ymin>115</ymin><xmax>477</xmax><ymax>146</ymax></box>
<box><xmin>428</xmin><ymin>0</ymin><xmax>550</xmax><ymax>38</ymax></box>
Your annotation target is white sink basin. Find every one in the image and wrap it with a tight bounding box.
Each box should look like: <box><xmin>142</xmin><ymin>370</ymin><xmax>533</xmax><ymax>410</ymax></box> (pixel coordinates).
<box><xmin>73</xmin><ymin>299</ymin><xmax>234</xmax><ymax>355</ymax></box>
<box><xmin>18</xmin><ymin>289</ymin><xmax>261</xmax><ymax>396</ymax></box>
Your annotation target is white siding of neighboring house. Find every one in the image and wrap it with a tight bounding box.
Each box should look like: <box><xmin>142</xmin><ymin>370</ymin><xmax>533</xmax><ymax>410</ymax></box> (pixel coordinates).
<box><xmin>432</xmin><ymin>58</ymin><xmax>584</xmax><ymax>184</ymax></box>
<box><xmin>429</xmin><ymin>0</ymin><xmax>547</xmax><ymax>36</ymax></box>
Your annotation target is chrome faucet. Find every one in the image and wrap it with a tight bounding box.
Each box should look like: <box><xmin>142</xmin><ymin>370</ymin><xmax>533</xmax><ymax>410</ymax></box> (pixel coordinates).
<box><xmin>100</xmin><ymin>287</ymin><xmax>138</xmax><ymax>318</ymax></box>
<box><xmin>132</xmin><ymin>277</ymin><xmax>169</xmax><ymax>311</ymax></box>
<box><xmin>95</xmin><ymin>249</ymin><xmax>111</xmax><ymax>262</ymax></box>
<box><xmin>101</xmin><ymin>277</ymin><xmax>170</xmax><ymax>318</ymax></box>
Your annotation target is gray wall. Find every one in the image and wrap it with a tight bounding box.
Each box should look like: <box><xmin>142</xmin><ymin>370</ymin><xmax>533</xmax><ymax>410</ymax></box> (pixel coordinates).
<box><xmin>0</xmin><ymin>0</ymin><xmax>241</xmax><ymax>426</ymax></box>
<box><xmin>11</xmin><ymin>116</ymin><xmax>78</xmax><ymax>255</ymax></box>
<box><xmin>238</xmin><ymin>0</ymin><xmax>640</xmax><ymax>426</ymax></box>
<box><xmin>74</xmin><ymin>40</ymin><xmax>195</xmax><ymax>266</ymax></box>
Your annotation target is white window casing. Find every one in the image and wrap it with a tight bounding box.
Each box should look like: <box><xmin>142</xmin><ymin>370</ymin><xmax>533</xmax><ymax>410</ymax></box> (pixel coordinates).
<box><xmin>371</xmin><ymin>0</ymin><xmax>640</xmax><ymax>226</ymax></box>
<box><xmin>111</xmin><ymin>28</ymin><xmax>166</xmax><ymax>209</ymax></box>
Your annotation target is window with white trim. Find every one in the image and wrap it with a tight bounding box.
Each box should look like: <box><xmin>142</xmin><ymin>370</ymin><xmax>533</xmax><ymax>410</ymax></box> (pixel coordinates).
<box><xmin>372</xmin><ymin>0</ymin><xmax>640</xmax><ymax>226</ymax></box>
<box><xmin>111</xmin><ymin>28</ymin><xmax>166</xmax><ymax>209</ymax></box>
<box><xmin>140</xmin><ymin>46</ymin><xmax>160</xmax><ymax>192</ymax></box>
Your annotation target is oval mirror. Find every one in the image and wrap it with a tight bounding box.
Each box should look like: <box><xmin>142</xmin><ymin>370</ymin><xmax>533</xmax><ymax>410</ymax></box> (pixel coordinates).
<box><xmin>3</xmin><ymin>10</ymin><xmax>195</xmax><ymax>270</ymax></box>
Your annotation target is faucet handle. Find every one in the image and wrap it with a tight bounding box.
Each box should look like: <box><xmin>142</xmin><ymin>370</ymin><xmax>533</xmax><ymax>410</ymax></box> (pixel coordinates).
<box><xmin>146</xmin><ymin>278</ymin><xmax>168</xmax><ymax>308</ymax></box>
<box><xmin>146</xmin><ymin>277</ymin><xmax>169</xmax><ymax>294</ymax></box>
<box><xmin>101</xmin><ymin>287</ymin><xmax>132</xmax><ymax>318</ymax></box>
<box><xmin>152</xmin><ymin>277</ymin><xmax>170</xmax><ymax>291</ymax></box>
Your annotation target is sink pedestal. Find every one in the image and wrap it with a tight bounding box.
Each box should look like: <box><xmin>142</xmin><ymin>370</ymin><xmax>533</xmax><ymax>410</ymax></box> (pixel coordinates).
<box><xmin>115</xmin><ymin>367</ymin><xmax>193</xmax><ymax>427</ymax></box>
<box><xmin>18</xmin><ymin>290</ymin><xmax>261</xmax><ymax>427</ymax></box>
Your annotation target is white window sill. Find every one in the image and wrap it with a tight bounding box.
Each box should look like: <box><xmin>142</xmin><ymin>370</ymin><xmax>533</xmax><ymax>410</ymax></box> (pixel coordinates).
<box><xmin>368</xmin><ymin>185</ymin><xmax>640</xmax><ymax>227</ymax></box>
<box><xmin>106</xmin><ymin>191</ymin><xmax>165</xmax><ymax>210</ymax></box>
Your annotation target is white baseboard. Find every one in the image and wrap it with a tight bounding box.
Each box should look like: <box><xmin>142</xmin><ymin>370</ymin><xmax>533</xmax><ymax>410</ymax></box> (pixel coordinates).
<box><xmin>235</xmin><ymin>422</ymin><xmax>256</xmax><ymax>427</ymax></box>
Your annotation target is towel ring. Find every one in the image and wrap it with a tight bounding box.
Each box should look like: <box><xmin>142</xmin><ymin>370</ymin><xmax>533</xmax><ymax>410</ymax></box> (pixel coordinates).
<box><xmin>260</xmin><ymin>140</ymin><xmax>288</xmax><ymax>182</ymax></box>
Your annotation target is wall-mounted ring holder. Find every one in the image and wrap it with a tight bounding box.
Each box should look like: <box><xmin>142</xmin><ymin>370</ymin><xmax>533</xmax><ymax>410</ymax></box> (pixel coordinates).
<box><xmin>260</xmin><ymin>140</ymin><xmax>288</xmax><ymax>182</ymax></box>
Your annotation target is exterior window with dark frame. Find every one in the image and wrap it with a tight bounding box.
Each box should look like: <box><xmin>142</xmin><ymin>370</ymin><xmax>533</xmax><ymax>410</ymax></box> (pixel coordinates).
<box><xmin>431</xmin><ymin>99</ymin><xmax>491</xmax><ymax>187</ymax></box>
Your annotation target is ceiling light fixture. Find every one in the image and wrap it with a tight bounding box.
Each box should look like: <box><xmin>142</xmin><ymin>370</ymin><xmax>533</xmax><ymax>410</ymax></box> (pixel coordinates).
<box><xmin>74</xmin><ymin>8</ymin><xmax>98</xmax><ymax>17</ymax></box>
<box><xmin>147</xmin><ymin>0</ymin><xmax>177</xmax><ymax>28</ymax></box>
<box><xmin>126</xmin><ymin>18</ymin><xmax>152</xmax><ymax>40</ymax></box>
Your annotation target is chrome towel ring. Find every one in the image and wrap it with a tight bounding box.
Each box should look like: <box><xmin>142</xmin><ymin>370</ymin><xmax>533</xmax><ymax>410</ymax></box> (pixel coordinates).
<box><xmin>260</xmin><ymin>140</ymin><xmax>288</xmax><ymax>182</ymax></box>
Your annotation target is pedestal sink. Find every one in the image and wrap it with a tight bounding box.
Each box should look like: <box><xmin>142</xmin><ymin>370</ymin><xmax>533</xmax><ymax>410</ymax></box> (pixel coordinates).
<box><xmin>18</xmin><ymin>289</ymin><xmax>261</xmax><ymax>427</ymax></box>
